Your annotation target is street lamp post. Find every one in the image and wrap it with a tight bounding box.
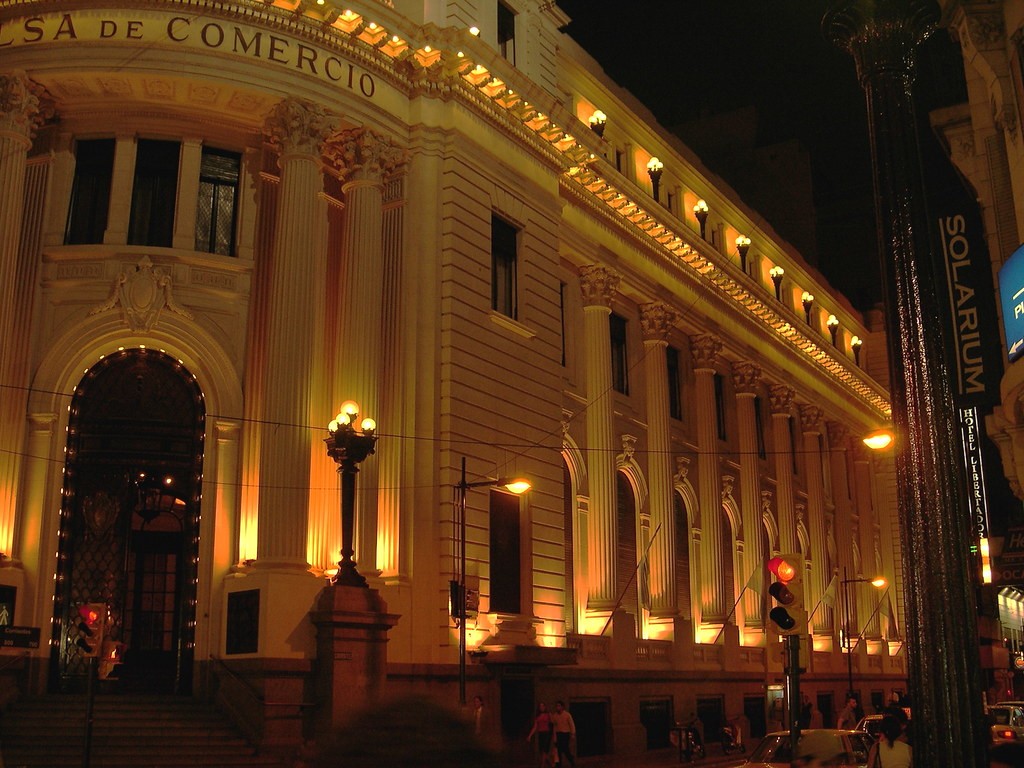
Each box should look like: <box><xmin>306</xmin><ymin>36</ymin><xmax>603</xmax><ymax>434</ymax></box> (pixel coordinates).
<box><xmin>453</xmin><ymin>456</ymin><xmax>530</xmax><ymax>706</ymax></box>
<box><xmin>324</xmin><ymin>401</ymin><xmax>377</xmax><ymax>588</ymax></box>
<box><xmin>840</xmin><ymin>566</ymin><xmax>887</xmax><ymax>698</ymax></box>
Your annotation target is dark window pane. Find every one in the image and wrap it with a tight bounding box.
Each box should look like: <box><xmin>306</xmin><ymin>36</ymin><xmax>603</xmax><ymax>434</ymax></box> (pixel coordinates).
<box><xmin>195</xmin><ymin>148</ymin><xmax>240</xmax><ymax>256</ymax></box>
<box><xmin>66</xmin><ymin>139</ymin><xmax>115</xmax><ymax>245</ymax></box>
<box><xmin>492</xmin><ymin>215</ymin><xmax>518</xmax><ymax>318</ymax></box>
<box><xmin>129</xmin><ymin>139</ymin><xmax>180</xmax><ymax>247</ymax></box>
<box><xmin>714</xmin><ymin>373</ymin><xmax>727</xmax><ymax>441</ymax></box>
<box><xmin>611</xmin><ymin>313</ymin><xmax>629</xmax><ymax>394</ymax></box>
<box><xmin>489</xmin><ymin>490</ymin><xmax>521</xmax><ymax>614</ymax></box>
<box><xmin>667</xmin><ymin>346</ymin><xmax>682</xmax><ymax>420</ymax></box>
<box><xmin>754</xmin><ymin>396</ymin><xmax>767</xmax><ymax>458</ymax></box>
<box><xmin>498</xmin><ymin>2</ymin><xmax>516</xmax><ymax>64</ymax></box>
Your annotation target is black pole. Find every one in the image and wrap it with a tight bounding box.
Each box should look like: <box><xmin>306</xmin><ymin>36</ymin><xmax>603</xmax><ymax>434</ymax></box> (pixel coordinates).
<box><xmin>458</xmin><ymin>456</ymin><xmax>467</xmax><ymax>708</ymax></box>
<box><xmin>825</xmin><ymin>3</ymin><xmax>987</xmax><ymax>764</ymax></box>
<box><xmin>787</xmin><ymin>635</ymin><xmax>801</xmax><ymax>751</ymax></box>
<box><xmin>82</xmin><ymin>656</ymin><xmax>95</xmax><ymax>768</ymax></box>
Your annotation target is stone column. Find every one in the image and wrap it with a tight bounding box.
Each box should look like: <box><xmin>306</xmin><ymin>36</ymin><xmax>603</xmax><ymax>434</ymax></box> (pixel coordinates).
<box><xmin>325</xmin><ymin>128</ymin><xmax>407</xmax><ymax>576</ymax></box>
<box><xmin>579</xmin><ymin>265</ymin><xmax>620</xmax><ymax>614</ymax></box>
<box><xmin>732</xmin><ymin>362</ymin><xmax>764</xmax><ymax>630</ymax></box>
<box><xmin>800</xmin><ymin>405</ymin><xmax>829</xmax><ymax>634</ymax></box>
<box><xmin>256</xmin><ymin>98</ymin><xmax>337</xmax><ymax>569</ymax></box>
<box><xmin>828</xmin><ymin>421</ymin><xmax>856</xmax><ymax>642</ymax></box>
<box><xmin>691</xmin><ymin>334</ymin><xmax>725</xmax><ymax>624</ymax></box>
<box><xmin>769</xmin><ymin>385</ymin><xmax>797</xmax><ymax>553</ymax></box>
<box><xmin>0</xmin><ymin>72</ymin><xmax>46</xmax><ymax>557</ymax></box>
<box><xmin>827</xmin><ymin>5</ymin><xmax>987</xmax><ymax>761</ymax></box>
<box><xmin>640</xmin><ymin>302</ymin><xmax>679</xmax><ymax>620</ymax></box>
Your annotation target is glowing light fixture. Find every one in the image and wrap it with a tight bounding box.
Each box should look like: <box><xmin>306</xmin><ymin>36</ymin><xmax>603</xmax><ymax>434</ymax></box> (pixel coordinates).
<box><xmin>693</xmin><ymin>199</ymin><xmax>709</xmax><ymax>240</ymax></box>
<box><xmin>827</xmin><ymin>314</ymin><xmax>840</xmax><ymax>345</ymax></box>
<box><xmin>769</xmin><ymin>266</ymin><xmax>785</xmax><ymax>301</ymax></box>
<box><xmin>862</xmin><ymin>429</ymin><xmax>893</xmax><ymax>451</ymax></box>
<box><xmin>735</xmin><ymin>234</ymin><xmax>751</xmax><ymax>272</ymax></box>
<box><xmin>801</xmin><ymin>291</ymin><xmax>815</xmax><ymax>324</ymax></box>
<box><xmin>646</xmin><ymin>157</ymin><xmax>664</xmax><ymax>201</ymax></box>
<box><xmin>588</xmin><ymin>109</ymin><xmax>607</xmax><ymax>137</ymax></box>
<box><xmin>851</xmin><ymin>335</ymin><xmax>863</xmax><ymax>366</ymax></box>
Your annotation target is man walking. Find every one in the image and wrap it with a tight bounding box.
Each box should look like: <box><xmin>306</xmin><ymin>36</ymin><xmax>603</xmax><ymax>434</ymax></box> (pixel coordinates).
<box><xmin>837</xmin><ymin>696</ymin><xmax>858</xmax><ymax>731</ymax></box>
<box><xmin>551</xmin><ymin>700</ymin><xmax>576</xmax><ymax>768</ymax></box>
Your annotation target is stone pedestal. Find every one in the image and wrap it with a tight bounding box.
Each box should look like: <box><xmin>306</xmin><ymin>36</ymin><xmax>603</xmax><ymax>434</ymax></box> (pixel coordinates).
<box><xmin>671</xmin><ymin>617</ymin><xmax>695</xmax><ymax>668</ymax></box>
<box><xmin>310</xmin><ymin>585</ymin><xmax>399</xmax><ymax>740</ymax></box>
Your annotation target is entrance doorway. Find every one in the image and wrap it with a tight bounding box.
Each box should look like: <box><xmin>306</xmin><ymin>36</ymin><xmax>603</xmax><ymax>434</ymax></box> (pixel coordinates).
<box><xmin>51</xmin><ymin>349</ymin><xmax>205</xmax><ymax>694</ymax></box>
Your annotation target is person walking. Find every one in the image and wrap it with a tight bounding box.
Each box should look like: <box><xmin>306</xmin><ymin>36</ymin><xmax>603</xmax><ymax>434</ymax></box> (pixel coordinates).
<box><xmin>526</xmin><ymin>702</ymin><xmax>555</xmax><ymax>768</ymax></box>
<box><xmin>551</xmin><ymin>700</ymin><xmax>576</xmax><ymax>768</ymax></box>
<box><xmin>866</xmin><ymin>714</ymin><xmax>912</xmax><ymax>768</ymax></box>
<box><xmin>837</xmin><ymin>696</ymin><xmax>859</xmax><ymax>730</ymax></box>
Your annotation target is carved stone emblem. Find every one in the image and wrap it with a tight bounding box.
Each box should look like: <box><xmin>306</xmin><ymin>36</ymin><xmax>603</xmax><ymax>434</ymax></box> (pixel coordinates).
<box><xmin>91</xmin><ymin>256</ymin><xmax>192</xmax><ymax>332</ymax></box>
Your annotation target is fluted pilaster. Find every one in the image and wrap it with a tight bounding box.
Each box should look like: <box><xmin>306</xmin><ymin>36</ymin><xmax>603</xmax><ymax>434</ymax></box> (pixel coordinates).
<box><xmin>769</xmin><ymin>384</ymin><xmax>797</xmax><ymax>553</ymax></box>
<box><xmin>732</xmin><ymin>362</ymin><xmax>764</xmax><ymax>629</ymax></box>
<box><xmin>580</xmin><ymin>265</ymin><xmax>620</xmax><ymax>613</ymax></box>
<box><xmin>0</xmin><ymin>71</ymin><xmax>47</xmax><ymax>556</ymax></box>
<box><xmin>691</xmin><ymin>334</ymin><xmax>725</xmax><ymax>623</ymax></box>
<box><xmin>255</xmin><ymin>98</ymin><xmax>337</xmax><ymax>568</ymax></box>
<box><xmin>800</xmin><ymin>404</ymin><xmax>829</xmax><ymax>633</ymax></box>
<box><xmin>640</xmin><ymin>302</ymin><xmax>679</xmax><ymax>618</ymax></box>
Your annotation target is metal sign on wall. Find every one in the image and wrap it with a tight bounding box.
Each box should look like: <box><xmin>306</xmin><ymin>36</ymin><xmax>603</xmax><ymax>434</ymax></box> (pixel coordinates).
<box><xmin>998</xmin><ymin>243</ymin><xmax>1024</xmax><ymax>363</ymax></box>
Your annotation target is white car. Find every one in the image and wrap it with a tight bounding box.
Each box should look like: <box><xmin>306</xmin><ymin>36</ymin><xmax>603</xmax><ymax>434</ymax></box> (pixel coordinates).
<box><xmin>742</xmin><ymin>729</ymin><xmax>874</xmax><ymax>767</ymax></box>
<box><xmin>990</xmin><ymin>704</ymin><xmax>1024</xmax><ymax>744</ymax></box>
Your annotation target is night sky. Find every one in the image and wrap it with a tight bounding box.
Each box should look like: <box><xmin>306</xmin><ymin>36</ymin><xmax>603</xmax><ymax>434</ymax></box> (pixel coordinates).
<box><xmin>555</xmin><ymin>0</ymin><xmax>969</xmax><ymax>313</ymax></box>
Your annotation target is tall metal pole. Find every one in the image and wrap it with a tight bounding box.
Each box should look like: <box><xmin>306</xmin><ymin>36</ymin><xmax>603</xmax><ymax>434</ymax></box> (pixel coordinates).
<box><xmin>787</xmin><ymin>635</ymin><xmax>801</xmax><ymax>751</ymax></box>
<box><xmin>82</xmin><ymin>656</ymin><xmax>95</xmax><ymax>768</ymax></box>
<box><xmin>843</xmin><ymin>568</ymin><xmax>854</xmax><ymax>698</ymax></box>
<box><xmin>458</xmin><ymin>456</ymin><xmax>467</xmax><ymax>707</ymax></box>
<box><xmin>825</xmin><ymin>3</ymin><xmax>987</xmax><ymax>764</ymax></box>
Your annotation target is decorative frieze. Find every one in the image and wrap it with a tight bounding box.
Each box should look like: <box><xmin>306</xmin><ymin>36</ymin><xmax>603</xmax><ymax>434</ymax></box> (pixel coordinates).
<box><xmin>90</xmin><ymin>255</ymin><xmax>193</xmax><ymax>332</ymax></box>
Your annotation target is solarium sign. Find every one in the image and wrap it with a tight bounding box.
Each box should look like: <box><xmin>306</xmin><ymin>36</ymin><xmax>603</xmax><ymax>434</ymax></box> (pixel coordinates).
<box><xmin>0</xmin><ymin>11</ymin><xmax>378</xmax><ymax>98</ymax></box>
<box><xmin>999</xmin><ymin>243</ymin><xmax>1024</xmax><ymax>362</ymax></box>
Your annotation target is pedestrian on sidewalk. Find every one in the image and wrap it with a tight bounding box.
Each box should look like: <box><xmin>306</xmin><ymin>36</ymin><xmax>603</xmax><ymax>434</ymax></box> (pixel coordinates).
<box><xmin>527</xmin><ymin>702</ymin><xmax>556</xmax><ymax>768</ymax></box>
<box><xmin>552</xmin><ymin>700</ymin><xmax>576</xmax><ymax>768</ymax></box>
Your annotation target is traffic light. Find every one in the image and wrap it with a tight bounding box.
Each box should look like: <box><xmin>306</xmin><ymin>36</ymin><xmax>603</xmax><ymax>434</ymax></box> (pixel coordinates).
<box><xmin>767</xmin><ymin>554</ymin><xmax>806</xmax><ymax>636</ymax></box>
<box><xmin>75</xmin><ymin>603</ymin><xmax>105</xmax><ymax>657</ymax></box>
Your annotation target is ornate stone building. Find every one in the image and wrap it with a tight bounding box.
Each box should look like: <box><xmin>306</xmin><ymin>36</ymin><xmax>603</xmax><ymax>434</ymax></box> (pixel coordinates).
<box><xmin>0</xmin><ymin>0</ymin><xmax>905</xmax><ymax>756</ymax></box>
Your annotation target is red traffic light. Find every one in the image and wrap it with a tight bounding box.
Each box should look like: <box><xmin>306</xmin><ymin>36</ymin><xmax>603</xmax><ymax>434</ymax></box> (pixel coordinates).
<box><xmin>74</xmin><ymin>602</ymin><xmax>106</xmax><ymax>657</ymax></box>
<box><xmin>767</xmin><ymin>556</ymin><xmax>797</xmax><ymax>583</ymax></box>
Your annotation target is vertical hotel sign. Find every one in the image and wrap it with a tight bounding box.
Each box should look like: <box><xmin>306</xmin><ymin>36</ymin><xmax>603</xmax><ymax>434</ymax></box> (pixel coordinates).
<box><xmin>942</xmin><ymin>215</ymin><xmax>993</xmax><ymax>581</ymax></box>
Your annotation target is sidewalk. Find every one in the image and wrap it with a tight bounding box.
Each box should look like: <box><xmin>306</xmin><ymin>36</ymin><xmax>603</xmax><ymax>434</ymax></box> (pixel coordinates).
<box><xmin>577</xmin><ymin>743</ymin><xmax>747</xmax><ymax>767</ymax></box>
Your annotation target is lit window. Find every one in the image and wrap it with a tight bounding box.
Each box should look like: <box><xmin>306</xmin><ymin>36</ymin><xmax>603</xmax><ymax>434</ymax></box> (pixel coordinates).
<box><xmin>491</xmin><ymin>215</ymin><xmax>518</xmax><ymax>319</ymax></box>
<box><xmin>195</xmin><ymin>147</ymin><xmax>241</xmax><ymax>256</ymax></box>
<box><xmin>66</xmin><ymin>139</ymin><xmax>115</xmax><ymax>245</ymax></box>
<box><xmin>128</xmin><ymin>139</ymin><xmax>180</xmax><ymax>248</ymax></box>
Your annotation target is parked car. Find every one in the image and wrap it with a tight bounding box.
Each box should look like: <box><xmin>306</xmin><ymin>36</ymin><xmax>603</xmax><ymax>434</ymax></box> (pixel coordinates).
<box><xmin>989</xmin><ymin>704</ymin><xmax>1024</xmax><ymax>744</ymax></box>
<box><xmin>742</xmin><ymin>729</ymin><xmax>874</xmax><ymax>767</ymax></box>
<box><xmin>854</xmin><ymin>715</ymin><xmax>884</xmax><ymax>740</ymax></box>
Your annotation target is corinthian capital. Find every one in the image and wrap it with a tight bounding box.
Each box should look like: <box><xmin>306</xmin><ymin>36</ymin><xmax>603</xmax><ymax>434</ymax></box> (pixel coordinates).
<box><xmin>826</xmin><ymin>421</ymin><xmax>850</xmax><ymax>449</ymax></box>
<box><xmin>799</xmin><ymin>404</ymin><xmax>824</xmax><ymax>434</ymax></box>
<box><xmin>690</xmin><ymin>334</ymin><xmax>723</xmax><ymax>370</ymax></box>
<box><xmin>639</xmin><ymin>302</ymin><xmax>678</xmax><ymax>340</ymax></box>
<box><xmin>731</xmin><ymin>362</ymin><xmax>762</xmax><ymax>394</ymax></box>
<box><xmin>579</xmin><ymin>265</ymin><xmax>620</xmax><ymax>307</ymax></box>
<box><xmin>0</xmin><ymin>71</ymin><xmax>50</xmax><ymax>142</ymax></box>
<box><xmin>264</xmin><ymin>98</ymin><xmax>338</xmax><ymax>157</ymax></box>
<box><xmin>768</xmin><ymin>384</ymin><xmax>795</xmax><ymax>414</ymax></box>
<box><xmin>326</xmin><ymin>127</ymin><xmax>408</xmax><ymax>184</ymax></box>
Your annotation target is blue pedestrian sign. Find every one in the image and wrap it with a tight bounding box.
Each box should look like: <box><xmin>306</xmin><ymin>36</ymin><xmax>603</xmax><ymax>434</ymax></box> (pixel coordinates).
<box><xmin>999</xmin><ymin>244</ymin><xmax>1024</xmax><ymax>362</ymax></box>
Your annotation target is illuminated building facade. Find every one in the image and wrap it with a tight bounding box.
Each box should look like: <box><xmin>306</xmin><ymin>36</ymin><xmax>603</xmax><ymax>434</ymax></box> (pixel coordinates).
<box><xmin>0</xmin><ymin>0</ymin><xmax>906</xmax><ymax>754</ymax></box>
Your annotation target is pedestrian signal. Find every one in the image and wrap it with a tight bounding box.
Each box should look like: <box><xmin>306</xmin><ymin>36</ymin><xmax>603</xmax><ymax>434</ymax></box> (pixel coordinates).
<box><xmin>767</xmin><ymin>555</ymin><xmax>806</xmax><ymax>636</ymax></box>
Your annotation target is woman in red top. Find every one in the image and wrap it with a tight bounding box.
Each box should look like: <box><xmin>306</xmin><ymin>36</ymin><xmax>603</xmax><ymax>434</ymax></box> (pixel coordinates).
<box><xmin>526</xmin><ymin>702</ymin><xmax>555</xmax><ymax>767</ymax></box>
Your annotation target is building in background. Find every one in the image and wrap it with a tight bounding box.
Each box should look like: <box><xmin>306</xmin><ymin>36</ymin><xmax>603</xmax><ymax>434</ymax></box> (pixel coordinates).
<box><xmin>0</xmin><ymin>0</ymin><xmax>904</xmax><ymax>756</ymax></box>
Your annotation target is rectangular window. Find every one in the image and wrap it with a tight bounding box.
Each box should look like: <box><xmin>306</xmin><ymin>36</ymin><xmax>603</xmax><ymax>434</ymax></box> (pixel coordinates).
<box><xmin>560</xmin><ymin>282</ymin><xmax>567</xmax><ymax>367</ymax></box>
<box><xmin>667</xmin><ymin>346</ymin><xmax>682</xmax><ymax>420</ymax></box>
<box><xmin>128</xmin><ymin>139</ymin><xmax>180</xmax><ymax>247</ymax></box>
<box><xmin>489</xmin><ymin>490</ymin><xmax>521</xmax><ymax>614</ymax></box>
<box><xmin>610</xmin><ymin>313</ymin><xmax>629</xmax><ymax>395</ymax></box>
<box><xmin>195</xmin><ymin>147</ymin><xmax>241</xmax><ymax>256</ymax></box>
<box><xmin>714</xmin><ymin>373</ymin><xmax>727</xmax><ymax>441</ymax></box>
<box><xmin>497</xmin><ymin>2</ymin><xmax>516</xmax><ymax>65</ymax></box>
<box><xmin>65</xmin><ymin>138</ymin><xmax>115</xmax><ymax>245</ymax></box>
<box><xmin>491</xmin><ymin>214</ymin><xmax>518</xmax><ymax>319</ymax></box>
<box><xmin>754</xmin><ymin>396</ymin><xmax>767</xmax><ymax>459</ymax></box>
<box><xmin>789</xmin><ymin>418</ymin><xmax>799</xmax><ymax>474</ymax></box>
<box><xmin>615</xmin><ymin>148</ymin><xmax>624</xmax><ymax>172</ymax></box>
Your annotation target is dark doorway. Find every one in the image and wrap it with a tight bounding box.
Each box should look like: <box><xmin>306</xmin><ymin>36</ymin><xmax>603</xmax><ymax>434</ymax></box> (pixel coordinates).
<box><xmin>500</xmin><ymin>676</ymin><xmax>534</xmax><ymax>742</ymax></box>
<box><xmin>51</xmin><ymin>349</ymin><xmax>204</xmax><ymax>694</ymax></box>
<box><xmin>697</xmin><ymin>696</ymin><xmax>725</xmax><ymax>741</ymax></box>
<box><xmin>744</xmin><ymin>694</ymin><xmax>767</xmax><ymax>739</ymax></box>
<box><xmin>572</xmin><ymin>699</ymin><xmax>610</xmax><ymax>757</ymax></box>
<box><xmin>640</xmin><ymin>698</ymin><xmax>673</xmax><ymax>749</ymax></box>
<box><xmin>817</xmin><ymin>692</ymin><xmax>835</xmax><ymax>729</ymax></box>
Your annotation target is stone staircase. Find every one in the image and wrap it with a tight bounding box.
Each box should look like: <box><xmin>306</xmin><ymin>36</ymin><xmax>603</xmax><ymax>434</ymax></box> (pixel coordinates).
<box><xmin>0</xmin><ymin>694</ymin><xmax>286</xmax><ymax>768</ymax></box>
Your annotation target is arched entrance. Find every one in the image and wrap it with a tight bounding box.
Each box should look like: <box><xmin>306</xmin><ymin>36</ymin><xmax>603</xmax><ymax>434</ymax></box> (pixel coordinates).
<box><xmin>51</xmin><ymin>349</ymin><xmax>205</xmax><ymax>694</ymax></box>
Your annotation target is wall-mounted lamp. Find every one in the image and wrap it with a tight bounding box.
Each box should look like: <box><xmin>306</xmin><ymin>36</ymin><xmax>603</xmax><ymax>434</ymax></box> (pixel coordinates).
<box><xmin>693</xmin><ymin>199</ymin><xmax>709</xmax><ymax>240</ymax></box>
<box><xmin>769</xmin><ymin>266</ymin><xmax>785</xmax><ymax>301</ymax></box>
<box><xmin>827</xmin><ymin>314</ymin><xmax>840</xmax><ymax>346</ymax></box>
<box><xmin>801</xmin><ymin>291</ymin><xmax>815</xmax><ymax>324</ymax></box>
<box><xmin>647</xmin><ymin>157</ymin><xmax>664</xmax><ymax>202</ymax></box>
<box><xmin>851</xmin><ymin>335</ymin><xmax>863</xmax><ymax>366</ymax></box>
<box><xmin>735</xmin><ymin>235</ymin><xmax>751</xmax><ymax>273</ymax></box>
<box><xmin>863</xmin><ymin>428</ymin><xmax>893</xmax><ymax>451</ymax></box>
<box><xmin>588</xmin><ymin>109</ymin><xmax>607</xmax><ymax>138</ymax></box>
